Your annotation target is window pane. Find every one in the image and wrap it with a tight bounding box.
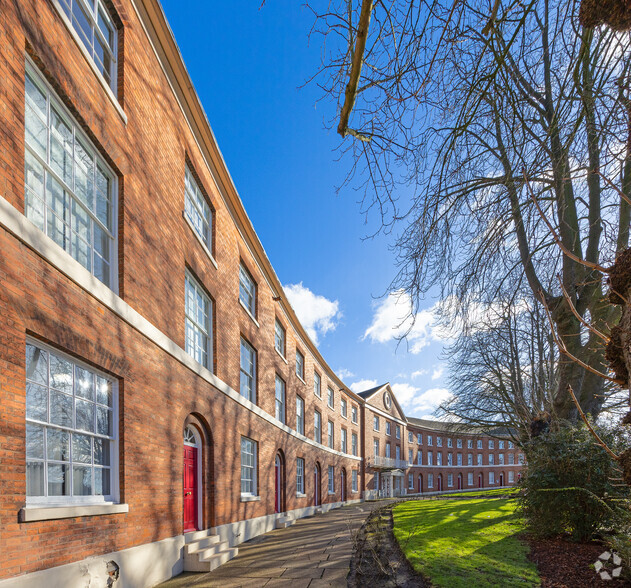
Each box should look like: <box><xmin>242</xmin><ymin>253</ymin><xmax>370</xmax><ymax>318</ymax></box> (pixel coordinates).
<box><xmin>95</xmin><ymin>467</ymin><xmax>110</xmax><ymax>495</ymax></box>
<box><xmin>48</xmin><ymin>463</ymin><xmax>70</xmax><ymax>496</ymax></box>
<box><xmin>76</xmin><ymin>398</ymin><xmax>95</xmax><ymax>432</ymax></box>
<box><xmin>50</xmin><ymin>108</ymin><xmax>73</xmax><ymax>186</ymax></box>
<box><xmin>49</xmin><ymin>390</ymin><xmax>73</xmax><ymax>427</ymax></box>
<box><xmin>75</xmin><ymin>366</ymin><xmax>95</xmax><ymax>400</ymax></box>
<box><xmin>72</xmin><ymin>0</ymin><xmax>93</xmax><ymax>47</ymax></box>
<box><xmin>50</xmin><ymin>353</ymin><xmax>73</xmax><ymax>393</ymax></box>
<box><xmin>96</xmin><ymin>376</ymin><xmax>112</xmax><ymax>406</ymax></box>
<box><xmin>96</xmin><ymin>406</ymin><xmax>111</xmax><ymax>436</ymax></box>
<box><xmin>73</xmin><ymin>465</ymin><xmax>92</xmax><ymax>495</ymax></box>
<box><xmin>25</xmin><ymin>105</ymin><xmax>47</xmax><ymax>161</ymax></box>
<box><xmin>26</xmin><ymin>344</ymin><xmax>48</xmax><ymax>385</ymax></box>
<box><xmin>26</xmin><ymin>382</ymin><xmax>48</xmax><ymax>421</ymax></box>
<box><xmin>26</xmin><ymin>424</ymin><xmax>44</xmax><ymax>459</ymax></box>
<box><xmin>26</xmin><ymin>462</ymin><xmax>45</xmax><ymax>496</ymax></box>
<box><xmin>72</xmin><ymin>433</ymin><xmax>92</xmax><ymax>464</ymax></box>
<box><xmin>47</xmin><ymin>428</ymin><xmax>70</xmax><ymax>461</ymax></box>
<box><xmin>74</xmin><ymin>137</ymin><xmax>94</xmax><ymax>208</ymax></box>
<box><xmin>94</xmin><ymin>437</ymin><xmax>110</xmax><ymax>466</ymax></box>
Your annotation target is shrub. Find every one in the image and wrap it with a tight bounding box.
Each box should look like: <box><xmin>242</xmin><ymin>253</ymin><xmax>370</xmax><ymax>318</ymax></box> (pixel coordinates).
<box><xmin>517</xmin><ymin>424</ymin><xmax>631</xmax><ymax>542</ymax></box>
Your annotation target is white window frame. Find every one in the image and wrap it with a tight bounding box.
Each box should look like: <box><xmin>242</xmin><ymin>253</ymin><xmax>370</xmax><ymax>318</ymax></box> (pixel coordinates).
<box><xmin>467</xmin><ymin>439</ymin><xmax>473</xmax><ymax>449</ymax></box>
<box><xmin>296</xmin><ymin>395</ymin><xmax>305</xmax><ymax>435</ymax></box>
<box><xmin>373</xmin><ymin>416</ymin><xmax>379</xmax><ymax>431</ymax></box>
<box><xmin>295</xmin><ymin>350</ymin><xmax>305</xmax><ymax>380</ymax></box>
<box><xmin>184</xmin><ymin>165</ymin><xmax>213</xmax><ymax>255</ymax></box>
<box><xmin>352</xmin><ymin>432</ymin><xmax>358</xmax><ymax>456</ymax></box>
<box><xmin>56</xmin><ymin>0</ymin><xmax>118</xmax><ymax>93</ymax></box>
<box><xmin>468</xmin><ymin>472</ymin><xmax>474</xmax><ymax>486</ymax></box>
<box><xmin>395</xmin><ymin>425</ymin><xmax>401</xmax><ymax>439</ymax></box>
<box><xmin>447</xmin><ymin>453</ymin><xmax>453</xmax><ymax>466</ymax></box>
<box><xmin>351</xmin><ymin>405</ymin><xmax>358</xmax><ymax>424</ymax></box>
<box><xmin>477</xmin><ymin>440</ymin><xmax>483</xmax><ymax>449</ymax></box>
<box><xmin>327</xmin><ymin>387</ymin><xmax>334</xmax><ymax>409</ymax></box>
<box><xmin>428</xmin><ymin>474</ymin><xmax>433</xmax><ymax>488</ymax></box>
<box><xmin>385</xmin><ymin>442</ymin><xmax>391</xmax><ymax>458</ymax></box>
<box><xmin>408</xmin><ymin>474</ymin><xmax>414</xmax><ymax>489</ymax></box>
<box><xmin>428</xmin><ymin>451</ymin><xmax>433</xmax><ymax>465</ymax></box>
<box><xmin>508</xmin><ymin>471</ymin><xmax>515</xmax><ymax>483</ymax></box>
<box><xmin>408</xmin><ymin>449</ymin><xmax>413</xmax><ymax>463</ymax></box>
<box><xmin>468</xmin><ymin>454</ymin><xmax>473</xmax><ymax>466</ymax></box>
<box><xmin>24</xmin><ymin>62</ymin><xmax>118</xmax><ymax>290</ymax></box>
<box><xmin>499</xmin><ymin>440</ymin><xmax>505</xmax><ymax>449</ymax></box>
<box><xmin>341</xmin><ymin>428</ymin><xmax>347</xmax><ymax>453</ymax></box>
<box><xmin>489</xmin><ymin>439</ymin><xmax>494</xmax><ymax>449</ymax></box>
<box><xmin>25</xmin><ymin>339</ymin><xmax>119</xmax><ymax>506</ymax></box>
<box><xmin>417</xmin><ymin>433</ymin><xmax>422</xmax><ymax>444</ymax></box>
<box><xmin>489</xmin><ymin>472</ymin><xmax>495</xmax><ymax>485</ymax></box>
<box><xmin>239</xmin><ymin>263</ymin><xmax>256</xmax><ymax>318</ymax></box>
<box><xmin>489</xmin><ymin>454</ymin><xmax>495</xmax><ymax>465</ymax></box>
<box><xmin>240</xmin><ymin>437</ymin><xmax>257</xmax><ymax>496</ymax></box>
<box><xmin>447</xmin><ymin>438</ymin><xmax>452</xmax><ymax>448</ymax></box>
<box><xmin>296</xmin><ymin>457</ymin><xmax>305</xmax><ymax>495</ymax></box>
<box><xmin>275</xmin><ymin>374</ymin><xmax>286</xmax><ymax>424</ymax></box>
<box><xmin>374</xmin><ymin>440</ymin><xmax>379</xmax><ymax>457</ymax></box>
<box><xmin>447</xmin><ymin>474</ymin><xmax>453</xmax><ymax>487</ymax></box>
<box><xmin>386</xmin><ymin>422</ymin><xmax>391</xmax><ymax>436</ymax></box>
<box><xmin>477</xmin><ymin>454</ymin><xmax>483</xmax><ymax>466</ymax></box>
<box><xmin>436</xmin><ymin>452</ymin><xmax>442</xmax><ymax>466</ymax></box>
<box><xmin>340</xmin><ymin>397</ymin><xmax>347</xmax><ymax>418</ymax></box>
<box><xmin>352</xmin><ymin>470</ymin><xmax>358</xmax><ymax>493</ymax></box>
<box><xmin>314</xmin><ymin>371</ymin><xmax>321</xmax><ymax>398</ymax></box>
<box><xmin>457</xmin><ymin>453</ymin><xmax>462</xmax><ymax>466</ymax></box>
<box><xmin>428</xmin><ymin>435</ymin><xmax>433</xmax><ymax>446</ymax></box>
<box><xmin>437</xmin><ymin>437</ymin><xmax>442</xmax><ymax>447</ymax></box>
<box><xmin>314</xmin><ymin>410</ymin><xmax>322</xmax><ymax>443</ymax></box>
<box><xmin>509</xmin><ymin>453</ymin><xmax>515</xmax><ymax>465</ymax></box>
<box><xmin>274</xmin><ymin>319</ymin><xmax>285</xmax><ymax>357</ymax></box>
<box><xmin>185</xmin><ymin>272</ymin><xmax>213</xmax><ymax>370</ymax></box>
<box><xmin>328</xmin><ymin>466</ymin><xmax>335</xmax><ymax>494</ymax></box>
<box><xmin>327</xmin><ymin>420</ymin><xmax>334</xmax><ymax>449</ymax></box>
<box><xmin>499</xmin><ymin>453</ymin><xmax>505</xmax><ymax>465</ymax></box>
<box><xmin>239</xmin><ymin>337</ymin><xmax>256</xmax><ymax>403</ymax></box>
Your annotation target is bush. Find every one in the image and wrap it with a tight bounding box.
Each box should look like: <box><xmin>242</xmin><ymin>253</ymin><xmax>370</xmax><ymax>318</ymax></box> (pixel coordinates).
<box><xmin>517</xmin><ymin>424</ymin><xmax>631</xmax><ymax>542</ymax></box>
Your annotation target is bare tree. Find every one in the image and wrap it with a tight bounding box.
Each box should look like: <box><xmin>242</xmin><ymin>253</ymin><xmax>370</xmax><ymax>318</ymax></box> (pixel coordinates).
<box><xmin>310</xmin><ymin>0</ymin><xmax>631</xmax><ymax>420</ymax></box>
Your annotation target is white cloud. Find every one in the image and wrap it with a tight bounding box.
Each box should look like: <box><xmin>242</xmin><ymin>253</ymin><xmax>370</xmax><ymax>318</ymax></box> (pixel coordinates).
<box><xmin>411</xmin><ymin>369</ymin><xmax>428</xmax><ymax>379</ymax></box>
<box><xmin>284</xmin><ymin>282</ymin><xmax>341</xmax><ymax>345</ymax></box>
<box><xmin>390</xmin><ymin>382</ymin><xmax>421</xmax><ymax>406</ymax></box>
<box><xmin>363</xmin><ymin>290</ymin><xmax>451</xmax><ymax>353</ymax></box>
<box><xmin>336</xmin><ymin>368</ymin><xmax>355</xmax><ymax>381</ymax></box>
<box><xmin>431</xmin><ymin>367</ymin><xmax>444</xmax><ymax>381</ymax></box>
<box><xmin>405</xmin><ymin>387</ymin><xmax>452</xmax><ymax>416</ymax></box>
<box><xmin>349</xmin><ymin>379</ymin><xmax>378</xmax><ymax>394</ymax></box>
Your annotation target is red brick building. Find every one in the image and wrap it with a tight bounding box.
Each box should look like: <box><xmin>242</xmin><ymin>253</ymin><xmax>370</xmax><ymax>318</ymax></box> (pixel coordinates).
<box><xmin>0</xmin><ymin>1</ymin><xmax>522</xmax><ymax>587</ymax></box>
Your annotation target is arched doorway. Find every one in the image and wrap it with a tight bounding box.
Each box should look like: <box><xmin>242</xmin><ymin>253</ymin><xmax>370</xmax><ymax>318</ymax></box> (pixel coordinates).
<box><xmin>437</xmin><ymin>474</ymin><xmax>443</xmax><ymax>491</ymax></box>
<box><xmin>340</xmin><ymin>468</ymin><xmax>347</xmax><ymax>502</ymax></box>
<box><xmin>457</xmin><ymin>473</ymin><xmax>462</xmax><ymax>490</ymax></box>
<box><xmin>275</xmin><ymin>452</ymin><xmax>285</xmax><ymax>513</ymax></box>
<box><xmin>478</xmin><ymin>474</ymin><xmax>483</xmax><ymax>488</ymax></box>
<box><xmin>183</xmin><ymin>425</ymin><xmax>201</xmax><ymax>532</ymax></box>
<box><xmin>314</xmin><ymin>462</ymin><xmax>321</xmax><ymax>506</ymax></box>
<box><xmin>499</xmin><ymin>473</ymin><xmax>504</xmax><ymax>487</ymax></box>
<box><xmin>418</xmin><ymin>474</ymin><xmax>423</xmax><ymax>493</ymax></box>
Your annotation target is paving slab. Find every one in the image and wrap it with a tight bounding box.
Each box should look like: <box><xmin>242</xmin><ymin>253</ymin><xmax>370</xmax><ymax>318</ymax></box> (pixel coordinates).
<box><xmin>158</xmin><ymin>500</ymin><xmax>395</xmax><ymax>588</ymax></box>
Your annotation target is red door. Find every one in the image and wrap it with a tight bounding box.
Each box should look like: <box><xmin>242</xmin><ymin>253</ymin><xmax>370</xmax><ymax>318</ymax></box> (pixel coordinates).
<box><xmin>275</xmin><ymin>455</ymin><xmax>282</xmax><ymax>513</ymax></box>
<box><xmin>458</xmin><ymin>475</ymin><xmax>462</xmax><ymax>490</ymax></box>
<box><xmin>183</xmin><ymin>445</ymin><xmax>198</xmax><ymax>532</ymax></box>
<box><xmin>478</xmin><ymin>474</ymin><xmax>483</xmax><ymax>488</ymax></box>
<box><xmin>500</xmin><ymin>474</ymin><xmax>504</xmax><ymax>486</ymax></box>
<box><xmin>438</xmin><ymin>475</ymin><xmax>442</xmax><ymax>491</ymax></box>
<box><xmin>418</xmin><ymin>476</ymin><xmax>422</xmax><ymax>493</ymax></box>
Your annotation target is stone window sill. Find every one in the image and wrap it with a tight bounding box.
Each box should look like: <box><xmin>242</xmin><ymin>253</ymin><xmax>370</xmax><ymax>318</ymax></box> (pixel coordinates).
<box><xmin>19</xmin><ymin>503</ymin><xmax>129</xmax><ymax>522</ymax></box>
<box><xmin>240</xmin><ymin>494</ymin><xmax>261</xmax><ymax>502</ymax></box>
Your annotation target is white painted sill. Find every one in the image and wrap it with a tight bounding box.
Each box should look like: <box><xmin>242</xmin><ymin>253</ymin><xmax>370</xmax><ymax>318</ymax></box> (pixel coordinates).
<box><xmin>240</xmin><ymin>494</ymin><xmax>260</xmax><ymax>502</ymax></box>
<box><xmin>183</xmin><ymin>211</ymin><xmax>218</xmax><ymax>269</ymax></box>
<box><xmin>51</xmin><ymin>0</ymin><xmax>127</xmax><ymax>125</ymax></box>
<box><xmin>296</xmin><ymin>374</ymin><xmax>306</xmax><ymax>385</ymax></box>
<box><xmin>19</xmin><ymin>503</ymin><xmax>129</xmax><ymax>522</ymax></box>
<box><xmin>239</xmin><ymin>299</ymin><xmax>260</xmax><ymax>327</ymax></box>
<box><xmin>274</xmin><ymin>347</ymin><xmax>288</xmax><ymax>364</ymax></box>
<box><xmin>328</xmin><ymin>491</ymin><xmax>335</xmax><ymax>496</ymax></box>
<box><xmin>296</xmin><ymin>492</ymin><xmax>307</xmax><ymax>499</ymax></box>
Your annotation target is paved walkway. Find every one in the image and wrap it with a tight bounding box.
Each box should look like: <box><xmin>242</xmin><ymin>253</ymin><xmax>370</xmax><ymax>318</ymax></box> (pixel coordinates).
<box><xmin>159</xmin><ymin>500</ymin><xmax>393</xmax><ymax>588</ymax></box>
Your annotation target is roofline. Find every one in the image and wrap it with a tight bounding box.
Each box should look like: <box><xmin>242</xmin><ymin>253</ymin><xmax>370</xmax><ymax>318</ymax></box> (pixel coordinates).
<box><xmin>136</xmin><ymin>0</ymin><xmax>363</xmax><ymax>404</ymax></box>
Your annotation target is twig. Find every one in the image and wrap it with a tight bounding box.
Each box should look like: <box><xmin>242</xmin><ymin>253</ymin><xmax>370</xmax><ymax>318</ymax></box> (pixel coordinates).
<box><xmin>598</xmin><ymin>170</ymin><xmax>631</xmax><ymax>207</ymax></box>
<box><xmin>556</xmin><ymin>275</ymin><xmax>610</xmax><ymax>343</ymax></box>
<box><xmin>524</xmin><ymin>172</ymin><xmax>610</xmax><ymax>274</ymax></box>
<box><xmin>567</xmin><ymin>385</ymin><xmax>619</xmax><ymax>460</ymax></box>
<box><xmin>482</xmin><ymin>0</ymin><xmax>501</xmax><ymax>35</ymax></box>
<box><xmin>540</xmin><ymin>293</ymin><xmax>624</xmax><ymax>385</ymax></box>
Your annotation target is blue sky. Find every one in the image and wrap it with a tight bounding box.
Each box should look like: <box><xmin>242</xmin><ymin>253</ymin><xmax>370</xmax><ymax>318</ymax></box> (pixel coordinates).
<box><xmin>161</xmin><ymin>0</ymin><xmax>451</xmax><ymax>417</ymax></box>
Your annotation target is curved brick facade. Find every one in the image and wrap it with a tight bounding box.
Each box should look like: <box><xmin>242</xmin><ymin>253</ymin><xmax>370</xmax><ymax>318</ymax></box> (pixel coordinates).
<box><xmin>0</xmin><ymin>2</ymin><xmax>522</xmax><ymax>586</ymax></box>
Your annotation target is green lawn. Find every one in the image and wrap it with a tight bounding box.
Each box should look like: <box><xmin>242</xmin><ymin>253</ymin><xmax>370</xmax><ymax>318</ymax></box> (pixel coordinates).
<box><xmin>393</xmin><ymin>498</ymin><xmax>540</xmax><ymax>588</ymax></box>
<box><xmin>442</xmin><ymin>487</ymin><xmax>519</xmax><ymax>498</ymax></box>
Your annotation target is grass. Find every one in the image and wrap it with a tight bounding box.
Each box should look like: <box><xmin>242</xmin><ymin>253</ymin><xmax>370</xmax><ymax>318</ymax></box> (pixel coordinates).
<box><xmin>442</xmin><ymin>487</ymin><xmax>520</xmax><ymax>498</ymax></box>
<box><xmin>393</xmin><ymin>498</ymin><xmax>540</xmax><ymax>588</ymax></box>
